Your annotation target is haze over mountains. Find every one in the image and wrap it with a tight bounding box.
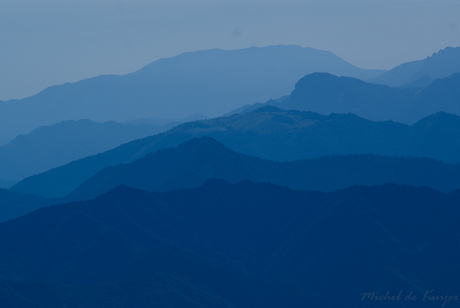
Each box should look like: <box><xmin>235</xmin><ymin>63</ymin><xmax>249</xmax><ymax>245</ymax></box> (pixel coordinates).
<box><xmin>234</xmin><ymin>71</ymin><xmax>460</xmax><ymax>124</ymax></box>
<box><xmin>0</xmin><ymin>45</ymin><xmax>384</xmax><ymax>140</ymax></box>
<box><xmin>2</xmin><ymin>44</ymin><xmax>460</xmax><ymax>145</ymax></box>
<box><xmin>0</xmin><ymin>114</ymin><xmax>209</xmax><ymax>183</ymax></box>
<box><xmin>2</xmin><ymin>44</ymin><xmax>460</xmax><ymax>307</ymax></box>
<box><xmin>4</xmin><ymin>44</ymin><xmax>459</xmax><ymax>187</ymax></box>
<box><xmin>0</xmin><ymin>119</ymin><xmax>170</xmax><ymax>182</ymax></box>
<box><xmin>369</xmin><ymin>46</ymin><xmax>460</xmax><ymax>87</ymax></box>
<box><xmin>12</xmin><ymin>107</ymin><xmax>460</xmax><ymax>198</ymax></box>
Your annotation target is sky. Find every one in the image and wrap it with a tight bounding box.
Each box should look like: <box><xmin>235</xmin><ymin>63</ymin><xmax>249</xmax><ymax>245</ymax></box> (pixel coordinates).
<box><xmin>0</xmin><ymin>0</ymin><xmax>459</xmax><ymax>101</ymax></box>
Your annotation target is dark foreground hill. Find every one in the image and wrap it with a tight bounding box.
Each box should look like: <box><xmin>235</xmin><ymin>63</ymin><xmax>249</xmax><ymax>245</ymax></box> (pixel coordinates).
<box><xmin>0</xmin><ymin>180</ymin><xmax>458</xmax><ymax>307</ymax></box>
<box><xmin>0</xmin><ymin>119</ymin><xmax>170</xmax><ymax>182</ymax></box>
<box><xmin>0</xmin><ymin>45</ymin><xmax>384</xmax><ymax>140</ymax></box>
<box><xmin>63</xmin><ymin>137</ymin><xmax>460</xmax><ymax>203</ymax></box>
<box><xmin>237</xmin><ymin>72</ymin><xmax>460</xmax><ymax>124</ymax></box>
<box><xmin>12</xmin><ymin>107</ymin><xmax>460</xmax><ymax>198</ymax></box>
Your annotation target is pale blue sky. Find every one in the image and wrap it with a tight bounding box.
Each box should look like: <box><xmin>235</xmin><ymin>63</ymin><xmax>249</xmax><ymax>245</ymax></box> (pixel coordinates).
<box><xmin>1</xmin><ymin>0</ymin><xmax>459</xmax><ymax>100</ymax></box>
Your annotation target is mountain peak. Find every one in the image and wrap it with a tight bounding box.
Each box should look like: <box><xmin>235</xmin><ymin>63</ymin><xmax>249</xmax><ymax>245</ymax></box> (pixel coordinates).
<box><xmin>369</xmin><ymin>46</ymin><xmax>460</xmax><ymax>87</ymax></box>
<box><xmin>293</xmin><ymin>72</ymin><xmax>364</xmax><ymax>89</ymax></box>
<box><xmin>429</xmin><ymin>46</ymin><xmax>460</xmax><ymax>59</ymax></box>
<box><xmin>413</xmin><ymin>111</ymin><xmax>460</xmax><ymax>128</ymax></box>
<box><xmin>0</xmin><ymin>45</ymin><xmax>386</xmax><ymax>140</ymax></box>
<box><xmin>251</xmin><ymin>105</ymin><xmax>284</xmax><ymax>113</ymax></box>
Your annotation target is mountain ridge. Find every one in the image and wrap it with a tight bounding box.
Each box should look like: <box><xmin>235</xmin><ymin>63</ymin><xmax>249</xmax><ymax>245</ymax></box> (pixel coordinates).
<box><xmin>0</xmin><ymin>119</ymin><xmax>172</xmax><ymax>181</ymax></box>
<box><xmin>368</xmin><ymin>46</ymin><xmax>460</xmax><ymax>87</ymax></box>
<box><xmin>60</xmin><ymin>137</ymin><xmax>460</xmax><ymax>203</ymax></box>
<box><xmin>0</xmin><ymin>188</ymin><xmax>50</xmax><ymax>223</ymax></box>
<box><xmin>234</xmin><ymin>72</ymin><xmax>460</xmax><ymax>124</ymax></box>
<box><xmin>0</xmin><ymin>45</ymin><xmax>384</xmax><ymax>140</ymax></box>
<box><xmin>1</xmin><ymin>180</ymin><xmax>458</xmax><ymax>307</ymax></box>
<box><xmin>12</xmin><ymin>108</ymin><xmax>460</xmax><ymax>198</ymax></box>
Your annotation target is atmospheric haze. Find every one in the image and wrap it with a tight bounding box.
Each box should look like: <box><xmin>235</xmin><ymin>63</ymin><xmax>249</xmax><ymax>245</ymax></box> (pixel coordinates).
<box><xmin>0</xmin><ymin>0</ymin><xmax>459</xmax><ymax>100</ymax></box>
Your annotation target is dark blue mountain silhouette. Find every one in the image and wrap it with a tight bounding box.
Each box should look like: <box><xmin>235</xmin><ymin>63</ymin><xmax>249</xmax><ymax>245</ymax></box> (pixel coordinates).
<box><xmin>0</xmin><ymin>188</ymin><xmax>49</xmax><ymax>222</ymax></box>
<box><xmin>0</xmin><ymin>179</ymin><xmax>16</xmax><ymax>189</ymax></box>
<box><xmin>61</xmin><ymin>137</ymin><xmax>460</xmax><ymax>203</ymax></box>
<box><xmin>0</xmin><ymin>119</ymin><xmax>170</xmax><ymax>181</ymax></box>
<box><xmin>0</xmin><ymin>180</ymin><xmax>457</xmax><ymax>307</ymax></box>
<box><xmin>12</xmin><ymin>108</ymin><xmax>460</xmax><ymax>198</ymax></box>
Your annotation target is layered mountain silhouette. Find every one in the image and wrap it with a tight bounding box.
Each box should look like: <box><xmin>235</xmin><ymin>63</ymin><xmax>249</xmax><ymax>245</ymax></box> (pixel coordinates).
<box><xmin>12</xmin><ymin>107</ymin><xmax>460</xmax><ymax>198</ymax></box>
<box><xmin>235</xmin><ymin>71</ymin><xmax>460</xmax><ymax>124</ymax></box>
<box><xmin>0</xmin><ymin>188</ymin><xmax>49</xmax><ymax>222</ymax></box>
<box><xmin>123</xmin><ymin>113</ymin><xmax>207</xmax><ymax>126</ymax></box>
<box><xmin>0</xmin><ymin>136</ymin><xmax>10</xmax><ymax>147</ymax></box>
<box><xmin>4</xmin><ymin>44</ymin><xmax>460</xmax><ymax>308</ymax></box>
<box><xmin>0</xmin><ymin>180</ymin><xmax>457</xmax><ymax>307</ymax></box>
<box><xmin>368</xmin><ymin>46</ymin><xmax>460</xmax><ymax>87</ymax></box>
<box><xmin>276</xmin><ymin>72</ymin><xmax>416</xmax><ymax>122</ymax></box>
<box><xmin>0</xmin><ymin>179</ymin><xmax>16</xmax><ymax>189</ymax></box>
<box><xmin>61</xmin><ymin>137</ymin><xmax>460</xmax><ymax>203</ymax></box>
<box><xmin>0</xmin><ymin>119</ymin><xmax>172</xmax><ymax>181</ymax></box>
<box><xmin>0</xmin><ymin>45</ymin><xmax>384</xmax><ymax>140</ymax></box>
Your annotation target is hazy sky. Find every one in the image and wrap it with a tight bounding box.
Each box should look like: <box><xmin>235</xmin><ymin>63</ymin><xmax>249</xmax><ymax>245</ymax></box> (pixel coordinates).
<box><xmin>1</xmin><ymin>0</ymin><xmax>459</xmax><ymax>101</ymax></box>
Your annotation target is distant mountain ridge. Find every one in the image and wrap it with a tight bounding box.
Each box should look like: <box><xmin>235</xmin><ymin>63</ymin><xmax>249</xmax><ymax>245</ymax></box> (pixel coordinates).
<box><xmin>61</xmin><ymin>137</ymin><xmax>460</xmax><ymax>203</ymax></box>
<box><xmin>368</xmin><ymin>46</ymin><xmax>460</xmax><ymax>87</ymax></box>
<box><xmin>0</xmin><ymin>179</ymin><xmax>16</xmax><ymax>189</ymax></box>
<box><xmin>278</xmin><ymin>73</ymin><xmax>416</xmax><ymax>122</ymax></box>
<box><xmin>123</xmin><ymin>113</ymin><xmax>207</xmax><ymax>126</ymax></box>
<box><xmin>0</xmin><ymin>188</ymin><xmax>49</xmax><ymax>222</ymax></box>
<box><xmin>0</xmin><ymin>45</ymin><xmax>384</xmax><ymax>140</ymax></box>
<box><xmin>234</xmin><ymin>72</ymin><xmax>460</xmax><ymax>124</ymax></box>
<box><xmin>0</xmin><ymin>136</ymin><xmax>10</xmax><ymax>147</ymax></box>
<box><xmin>0</xmin><ymin>119</ymin><xmax>172</xmax><ymax>181</ymax></box>
<box><xmin>11</xmin><ymin>108</ymin><xmax>460</xmax><ymax>198</ymax></box>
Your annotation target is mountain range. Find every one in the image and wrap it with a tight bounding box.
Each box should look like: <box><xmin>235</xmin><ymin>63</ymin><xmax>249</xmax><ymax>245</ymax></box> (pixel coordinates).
<box><xmin>123</xmin><ymin>113</ymin><xmax>206</xmax><ymax>126</ymax></box>
<box><xmin>0</xmin><ymin>188</ymin><xmax>49</xmax><ymax>223</ymax></box>
<box><xmin>0</xmin><ymin>119</ymin><xmax>170</xmax><ymax>182</ymax></box>
<box><xmin>11</xmin><ymin>107</ymin><xmax>460</xmax><ymax>198</ymax></box>
<box><xmin>0</xmin><ymin>45</ymin><xmax>384</xmax><ymax>140</ymax></box>
<box><xmin>3</xmin><ymin>45</ymin><xmax>460</xmax><ymax>142</ymax></box>
<box><xmin>368</xmin><ymin>46</ymin><xmax>460</xmax><ymax>87</ymax></box>
<box><xmin>4</xmin><ymin>137</ymin><xmax>460</xmax><ymax>222</ymax></box>
<box><xmin>0</xmin><ymin>179</ymin><xmax>16</xmax><ymax>190</ymax></box>
<box><xmin>3</xmin><ymin>44</ymin><xmax>460</xmax><ymax>308</ymax></box>
<box><xmin>234</xmin><ymin>71</ymin><xmax>460</xmax><ymax>124</ymax></box>
<box><xmin>0</xmin><ymin>180</ymin><xmax>457</xmax><ymax>307</ymax></box>
<box><xmin>61</xmin><ymin>137</ymin><xmax>460</xmax><ymax>203</ymax></box>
